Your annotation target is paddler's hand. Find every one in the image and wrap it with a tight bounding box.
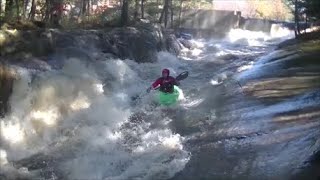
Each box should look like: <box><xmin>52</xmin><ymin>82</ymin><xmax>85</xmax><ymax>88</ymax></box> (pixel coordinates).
<box><xmin>146</xmin><ymin>87</ymin><xmax>152</xmax><ymax>93</ymax></box>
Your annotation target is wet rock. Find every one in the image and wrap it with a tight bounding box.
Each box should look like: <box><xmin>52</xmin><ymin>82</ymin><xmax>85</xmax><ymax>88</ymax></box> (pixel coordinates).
<box><xmin>52</xmin><ymin>31</ymin><xmax>76</xmax><ymax>48</ymax></box>
<box><xmin>99</xmin><ymin>24</ymin><xmax>183</xmax><ymax>62</ymax></box>
<box><xmin>12</xmin><ymin>57</ymin><xmax>51</xmax><ymax>71</ymax></box>
<box><xmin>217</xmin><ymin>54</ymin><xmax>238</xmax><ymax>61</ymax></box>
<box><xmin>179</xmin><ymin>39</ymin><xmax>194</xmax><ymax>49</ymax></box>
<box><xmin>102</xmin><ymin>25</ymin><xmax>159</xmax><ymax>63</ymax></box>
<box><xmin>0</xmin><ymin>29</ymin><xmax>54</xmax><ymax>57</ymax></box>
<box><xmin>1</xmin><ymin>23</ymin><xmax>182</xmax><ymax>63</ymax></box>
<box><xmin>165</xmin><ymin>33</ymin><xmax>182</xmax><ymax>55</ymax></box>
<box><xmin>0</xmin><ymin>63</ymin><xmax>16</xmax><ymax>117</ymax></box>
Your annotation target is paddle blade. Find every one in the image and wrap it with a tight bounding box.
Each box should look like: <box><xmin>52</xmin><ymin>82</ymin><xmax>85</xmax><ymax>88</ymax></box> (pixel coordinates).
<box><xmin>176</xmin><ymin>71</ymin><xmax>189</xmax><ymax>81</ymax></box>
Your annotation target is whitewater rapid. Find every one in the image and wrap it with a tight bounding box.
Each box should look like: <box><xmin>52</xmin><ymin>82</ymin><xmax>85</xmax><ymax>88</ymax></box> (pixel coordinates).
<box><xmin>0</xmin><ymin>26</ymin><xmax>295</xmax><ymax>180</ymax></box>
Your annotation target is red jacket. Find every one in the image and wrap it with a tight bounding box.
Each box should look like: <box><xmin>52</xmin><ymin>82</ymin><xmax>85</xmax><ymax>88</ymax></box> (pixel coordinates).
<box><xmin>152</xmin><ymin>76</ymin><xmax>179</xmax><ymax>93</ymax></box>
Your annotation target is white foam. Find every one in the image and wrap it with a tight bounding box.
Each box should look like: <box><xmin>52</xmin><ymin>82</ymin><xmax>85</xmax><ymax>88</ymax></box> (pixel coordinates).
<box><xmin>0</xmin><ymin>56</ymin><xmax>189</xmax><ymax>179</ymax></box>
<box><xmin>228</xmin><ymin>29</ymin><xmax>270</xmax><ymax>46</ymax></box>
<box><xmin>0</xmin><ymin>149</ymin><xmax>8</xmax><ymax>165</ymax></box>
<box><xmin>237</xmin><ymin>61</ymin><xmax>254</xmax><ymax>72</ymax></box>
<box><xmin>270</xmin><ymin>24</ymin><xmax>295</xmax><ymax>39</ymax></box>
<box><xmin>1</xmin><ymin>120</ymin><xmax>25</xmax><ymax>144</ymax></box>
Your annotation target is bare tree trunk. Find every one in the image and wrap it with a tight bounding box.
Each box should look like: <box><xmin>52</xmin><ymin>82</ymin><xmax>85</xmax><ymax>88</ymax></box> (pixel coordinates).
<box><xmin>304</xmin><ymin>14</ymin><xmax>307</xmax><ymax>34</ymax></box>
<box><xmin>178</xmin><ymin>0</ymin><xmax>183</xmax><ymax>28</ymax></box>
<box><xmin>163</xmin><ymin>0</ymin><xmax>169</xmax><ymax>27</ymax></box>
<box><xmin>29</xmin><ymin>0</ymin><xmax>36</xmax><ymax>20</ymax></box>
<box><xmin>134</xmin><ymin>0</ymin><xmax>139</xmax><ymax>20</ymax></box>
<box><xmin>156</xmin><ymin>0</ymin><xmax>160</xmax><ymax>18</ymax></box>
<box><xmin>23</xmin><ymin>0</ymin><xmax>30</xmax><ymax>18</ymax></box>
<box><xmin>54</xmin><ymin>0</ymin><xmax>64</xmax><ymax>26</ymax></box>
<box><xmin>294</xmin><ymin>0</ymin><xmax>300</xmax><ymax>38</ymax></box>
<box><xmin>87</xmin><ymin>0</ymin><xmax>91</xmax><ymax>16</ymax></box>
<box><xmin>14</xmin><ymin>0</ymin><xmax>19</xmax><ymax>18</ymax></box>
<box><xmin>44</xmin><ymin>0</ymin><xmax>50</xmax><ymax>22</ymax></box>
<box><xmin>141</xmin><ymin>0</ymin><xmax>145</xmax><ymax>19</ymax></box>
<box><xmin>159</xmin><ymin>4</ymin><xmax>164</xmax><ymax>23</ymax></box>
<box><xmin>0</xmin><ymin>0</ymin><xmax>2</xmax><ymax>17</ymax></box>
<box><xmin>5</xmin><ymin>0</ymin><xmax>14</xmax><ymax>19</ymax></box>
<box><xmin>81</xmin><ymin>0</ymin><xmax>87</xmax><ymax>17</ymax></box>
<box><xmin>121</xmin><ymin>0</ymin><xmax>129</xmax><ymax>26</ymax></box>
<box><xmin>170</xmin><ymin>0</ymin><xmax>173</xmax><ymax>27</ymax></box>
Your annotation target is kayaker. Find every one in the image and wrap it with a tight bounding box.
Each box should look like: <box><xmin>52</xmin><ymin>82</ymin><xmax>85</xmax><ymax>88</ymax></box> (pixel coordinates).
<box><xmin>147</xmin><ymin>69</ymin><xmax>180</xmax><ymax>93</ymax></box>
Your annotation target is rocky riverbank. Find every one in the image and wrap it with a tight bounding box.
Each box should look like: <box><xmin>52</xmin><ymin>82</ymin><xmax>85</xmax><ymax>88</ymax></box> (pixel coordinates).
<box><xmin>0</xmin><ymin>23</ymin><xmax>184</xmax><ymax>62</ymax></box>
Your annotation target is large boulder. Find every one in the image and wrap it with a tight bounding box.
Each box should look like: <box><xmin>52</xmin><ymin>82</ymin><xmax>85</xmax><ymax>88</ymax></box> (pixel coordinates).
<box><xmin>1</xmin><ymin>23</ymin><xmax>182</xmax><ymax>63</ymax></box>
<box><xmin>101</xmin><ymin>24</ymin><xmax>162</xmax><ymax>63</ymax></box>
<box><xmin>0</xmin><ymin>29</ymin><xmax>54</xmax><ymax>57</ymax></box>
<box><xmin>165</xmin><ymin>34</ymin><xmax>182</xmax><ymax>55</ymax></box>
<box><xmin>100</xmin><ymin>23</ymin><xmax>183</xmax><ymax>63</ymax></box>
<box><xmin>179</xmin><ymin>38</ymin><xmax>194</xmax><ymax>49</ymax></box>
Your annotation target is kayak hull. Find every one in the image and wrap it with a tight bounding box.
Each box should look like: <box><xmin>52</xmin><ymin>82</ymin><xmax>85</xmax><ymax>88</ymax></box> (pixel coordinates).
<box><xmin>158</xmin><ymin>85</ymin><xmax>180</xmax><ymax>106</ymax></box>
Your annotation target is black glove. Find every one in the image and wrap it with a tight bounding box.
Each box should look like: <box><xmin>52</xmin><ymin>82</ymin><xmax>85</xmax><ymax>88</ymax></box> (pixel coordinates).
<box><xmin>146</xmin><ymin>87</ymin><xmax>152</xmax><ymax>93</ymax></box>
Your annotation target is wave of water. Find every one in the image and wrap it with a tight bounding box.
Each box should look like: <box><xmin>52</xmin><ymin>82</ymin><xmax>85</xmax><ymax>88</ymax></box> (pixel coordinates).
<box><xmin>0</xmin><ymin>53</ymin><xmax>190</xmax><ymax>180</ymax></box>
<box><xmin>0</xmin><ymin>25</ymin><xmax>296</xmax><ymax>180</ymax></box>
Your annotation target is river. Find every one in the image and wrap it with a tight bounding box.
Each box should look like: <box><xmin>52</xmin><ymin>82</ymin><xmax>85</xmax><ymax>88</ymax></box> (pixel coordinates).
<box><xmin>1</xmin><ymin>26</ymin><xmax>319</xmax><ymax>180</ymax></box>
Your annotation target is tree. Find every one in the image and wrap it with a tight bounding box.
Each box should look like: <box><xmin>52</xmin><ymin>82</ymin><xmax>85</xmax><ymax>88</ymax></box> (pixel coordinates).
<box><xmin>170</xmin><ymin>0</ymin><xmax>173</xmax><ymax>27</ymax></box>
<box><xmin>81</xmin><ymin>0</ymin><xmax>88</xmax><ymax>17</ymax></box>
<box><xmin>164</xmin><ymin>0</ymin><xmax>169</xmax><ymax>27</ymax></box>
<box><xmin>44</xmin><ymin>0</ymin><xmax>51</xmax><ymax>22</ymax></box>
<box><xmin>134</xmin><ymin>0</ymin><xmax>139</xmax><ymax>20</ymax></box>
<box><xmin>14</xmin><ymin>0</ymin><xmax>20</xmax><ymax>18</ymax></box>
<box><xmin>141</xmin><ymin>0</ymin><xmax>145</xmax><ymax>19</ymax></box>
<box><xmin>294</xmin><ymin>0</ymin><xmax>301</xmax><ymax>36</ymax></box>
<box><xmin>178</xmin><ymin>0</ymin><xmax>185</xmax><ymax>28</ymax></box>
<box><xmin>121</xmin><ymin>0</ymin><xmax>129</xmax><ymax>26</ymax></box>
<box><xmin>284</xmin><ymin>0</ymin><xmax>304</xmax><ymax>37</ymax></box>
<box><xmin>5</xmin><ymin>0</ymin><xmax>14</xmax><ymax>19</ymax></box>
<box><xmin>22</xmin><ymin>0</ymin><xmax>30</xmax><ymax>18</ymax></box>
<box><xmin>304</xmin><ymin>0</ymin><xmax>320</xmax><ymax>20</ymax></box>
<box><xmin>29</xmin><ymin>0</ymin><xmax>36</xmax><ymax>20</ymax></box>
<box><xmin>159</xmin><ymin>0</ymin><xmax>170</xmax><ymax>27</ymax></box>
<box><xmin>0</xmin><ymin>0</ymin><xmax>2</xmax><ymax>17</ymax></box>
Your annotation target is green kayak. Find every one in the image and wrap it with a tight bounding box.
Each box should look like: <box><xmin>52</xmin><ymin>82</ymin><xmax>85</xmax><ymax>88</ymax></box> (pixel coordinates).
<box><xmin>158</xmin><ymin>85</ymin><xmax>181</xmax><ymax>106</ymax></box>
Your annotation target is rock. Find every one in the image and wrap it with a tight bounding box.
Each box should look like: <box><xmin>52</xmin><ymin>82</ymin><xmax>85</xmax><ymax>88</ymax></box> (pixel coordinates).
<box><xmin>0</xmin><ymin>63</ymin><xmax>16</xmax><ymax>117</ymax></box>
<box><xmin>52</xmin><ymin>31</ymin><xmax>77</xmax><ymax>48</ymax></box>
<box><xmin>217</xmin><ymin>54</ymin><xmax>238</xmax><ymax>61</ymax></box>
<box><xmin>165</xmin><ymin>33</ymin><xmax>182</xmax><ymax>55</ymax></box>
<box><xmin>100</xmin><ymin>23</ymin><xmax>175</xmax><ymax>63</ymax></box>
<box><xmin>176</xmin><ymin>32</ymin><xmax>193</xmax><ymax>40</ymax></box>
<box><xmin>1</xmin><ymin>23</ymin><xmax>182</xmax><ymax>63</ymax></box>
<box><xmin>0</xmin><ymin>29</ymin><xmax>54</xmax><ymax>57</ymax></box>
<box><xmin>101</xmin><ymin>26</ymin><xmax>158</xmax><ymax>63</ymax></box>
<box><xmin>179</xmin><ymin>39</ymin><xmax>194</xmax><ymax>49</ymax></box>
